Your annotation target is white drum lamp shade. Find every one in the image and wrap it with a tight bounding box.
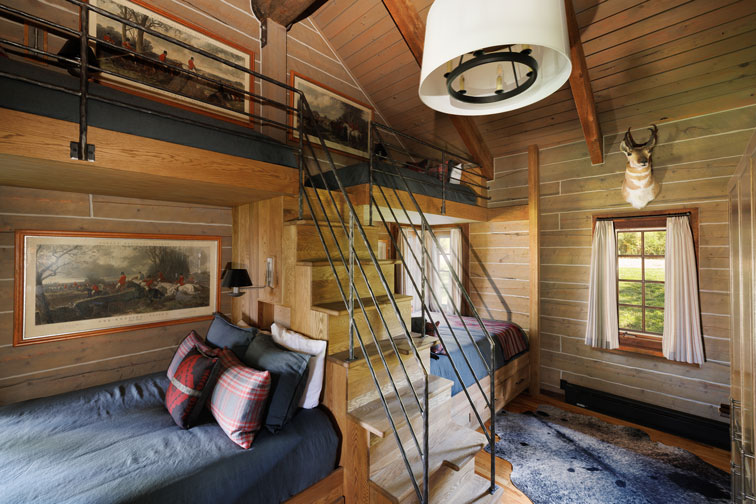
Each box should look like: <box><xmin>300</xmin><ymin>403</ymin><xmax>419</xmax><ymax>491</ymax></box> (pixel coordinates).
<box><xmin>419</xmin><ymin>0</ymin><xmax>572</xmax><ymax>116</ymax></box>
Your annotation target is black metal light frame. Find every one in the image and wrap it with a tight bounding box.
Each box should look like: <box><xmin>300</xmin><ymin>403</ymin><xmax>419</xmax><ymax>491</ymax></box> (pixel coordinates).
<box><xmin>445</xmin><ymin>50</ymin><xmax>538</xmax><ymax>104</ymax></box>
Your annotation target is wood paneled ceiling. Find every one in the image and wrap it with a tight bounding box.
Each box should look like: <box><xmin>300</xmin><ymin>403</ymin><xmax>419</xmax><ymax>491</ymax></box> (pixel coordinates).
<box><xmin>312</xmin><ymin>0</ymin><xmax>756</xmax><ymax>158</ymax></box>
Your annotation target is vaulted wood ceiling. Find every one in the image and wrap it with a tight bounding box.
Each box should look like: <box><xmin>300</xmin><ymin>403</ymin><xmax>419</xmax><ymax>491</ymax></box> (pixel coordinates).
<box><xmin>311</xmin><ymin>0</ymin><xmax>756</xmax><ymax>159</ymax></box>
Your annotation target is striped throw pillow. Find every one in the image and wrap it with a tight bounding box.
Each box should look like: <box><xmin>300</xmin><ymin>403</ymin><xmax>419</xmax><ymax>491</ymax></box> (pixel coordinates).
<box><xmin>209</xmin><ymin>348</ymin><xmax>271</xmax><ymax>449</ymax></box>
<box><xmin>165</xmin><ymin>346</ymin><xmax>220</xmax><ymax>429</ymax></box>
<box><xmin>167</xmin><ymin>330</ymin><xmax>218</xmax><ymax>380</ymax></box>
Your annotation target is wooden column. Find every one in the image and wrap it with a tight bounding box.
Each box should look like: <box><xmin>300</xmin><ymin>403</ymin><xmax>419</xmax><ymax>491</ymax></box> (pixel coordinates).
<box><xmin>231</xmin><ymin>203</ymin><xmax>252</xmax><ymax>323</ymax></box>
<box><xmin>260</xmin><ymin>19</ymin><xmax>287</xmax><ymax>142</ymax></box>
<box><xmin>528</xmin><ymin>145</ymin><xmax>540</xmax><ymax>395</ymax></box>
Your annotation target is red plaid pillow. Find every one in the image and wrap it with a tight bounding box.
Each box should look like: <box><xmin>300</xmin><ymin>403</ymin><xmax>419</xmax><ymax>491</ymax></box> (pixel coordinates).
<box><xmin>165</xmin><ymin>347</ymin><xmax>220</xmax><ymax>429</ymax></box>
<box><xmin>209</xmin><ymin>348</ymin><xmax>271</xmax><ymax>449</ymax></box>
<box><xmin>167</xmin><ymin>330</ymin><xmax>218</xmax><ymax>380</ymax></box>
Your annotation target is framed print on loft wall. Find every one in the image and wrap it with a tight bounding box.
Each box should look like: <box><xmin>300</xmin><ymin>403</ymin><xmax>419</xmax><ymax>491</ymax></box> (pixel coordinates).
<box><xmin>89</xmin><ymin>0</ymin><xmax>254</xmax><ymax>122</ymax></box>
<box><xmin>290</xmin><ymin>71</ymin><xmax>373</xmax><ymax>158</ymax></box>
<box><xmin>13</xmin><ymin>231</ymin><xmax>221</xmax><ymax>347</ymax></box>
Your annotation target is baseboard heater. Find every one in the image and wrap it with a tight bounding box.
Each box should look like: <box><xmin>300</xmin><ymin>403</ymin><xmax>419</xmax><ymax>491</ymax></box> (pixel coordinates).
<box><xmin>560</xmin><ymin>380</ymin><xmax>729</xmax><ymax>450</ymax></box>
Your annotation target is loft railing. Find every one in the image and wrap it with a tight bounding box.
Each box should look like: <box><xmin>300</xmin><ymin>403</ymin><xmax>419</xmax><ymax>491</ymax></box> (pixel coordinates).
<box><xmin>0</xmin><ymin>0</ymin><xmax>299</xmax><ymax>163</ymax></box>
<box><xmin>0</xmin><ymin>2</ymin><xmax>499</xmax><ymax>500</ymax></box>
<box><xmin>367</xmin><ymin>122</ymin><xmax>490</xmax><ymax>223</ymax></box>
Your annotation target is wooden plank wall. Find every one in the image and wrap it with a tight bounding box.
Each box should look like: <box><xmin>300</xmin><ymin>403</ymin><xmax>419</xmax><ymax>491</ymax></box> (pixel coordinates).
<box><xmin>491</xmin><ymin>104</ymin><xmax>756</xmax><ymax>422</ymax></box>
<box><xmin>0</xmin><ymin>186</ymin><xmax>232</xmax><ymax>405</ymax></box>
<box><xmin>468</xmin><ymin>210</ymin><xmax>531</xmax><ymax>333</ymax></box>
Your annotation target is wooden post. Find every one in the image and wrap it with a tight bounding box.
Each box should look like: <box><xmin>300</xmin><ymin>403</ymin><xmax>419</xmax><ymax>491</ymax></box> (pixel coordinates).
<box><xmin>231</xmin><ymin>204</ymin><xmax>251</xmax><ymax>323</ymax></box>
<box><xmin>260</xmin><ymin>19</ymin><xmax>287</xmax><ymax>142</ymax></box>
<box><xmin>528</xmin><ymin>145</ymin><xmax>540</xmax><ymax>395</ymax></box>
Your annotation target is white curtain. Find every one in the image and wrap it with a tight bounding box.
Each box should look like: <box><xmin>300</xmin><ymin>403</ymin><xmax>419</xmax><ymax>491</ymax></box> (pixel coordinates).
<box><xmin>401</xmin><ymin>230</ymin><xmax>429</xmax><ymax>313</ymax></box>
<box><xmin>449</xmin><ymin>227</ymin><xmax>463</xmax><ymax>314</ymax></box>
<box><xmin>585</xmin><ymin>220</ymin><xmax>619</xmax><ymax>349</ymax></box>
<box><xmin>663</xmin><ymin>216</ymin><xmax>704</xmax><ymax>365</ymax></box>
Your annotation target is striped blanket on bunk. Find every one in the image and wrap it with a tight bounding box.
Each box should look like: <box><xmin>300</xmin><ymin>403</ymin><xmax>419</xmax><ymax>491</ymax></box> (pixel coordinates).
<box><xmin>428</xmin><ymin>314</ymin><xmax>529</xmax><ymax>396</ymax></box>
<box><xmin>438</xmin><ymin>315</ymin><xmax>528</xmax><ymax>360</ymax></box>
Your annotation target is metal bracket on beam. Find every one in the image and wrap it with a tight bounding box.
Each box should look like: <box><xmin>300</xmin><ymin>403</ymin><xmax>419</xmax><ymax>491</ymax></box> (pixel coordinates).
<box><xmin>70</xmin><ymin>141</ymin><xmax>95</xmax><ymax>161</ymax></box>
<box><xmin>260</xmin><ymin>17</ymin><xmax>267</xmax><ymax>48</ymax></box>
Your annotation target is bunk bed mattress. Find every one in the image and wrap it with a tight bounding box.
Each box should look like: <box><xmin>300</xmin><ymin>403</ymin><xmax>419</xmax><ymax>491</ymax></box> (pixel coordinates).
<box><xmin>306</xmin><ymin>162</ymin><xmax>479</xmax><ymax>205</ymax></box>
<box><xmin>430</xmin><ymin>315</ymin><xmax>529</xmax><ymax>395</ymax></box>
<box><xmin>0</xmin><ymin>372</ymin><xmax>339</xmax><ymax>504</ymax></box>
<box><xmin>0</xmin><ymin>57</ymin><xmax>297</xmax><ymax>168</ymax></box>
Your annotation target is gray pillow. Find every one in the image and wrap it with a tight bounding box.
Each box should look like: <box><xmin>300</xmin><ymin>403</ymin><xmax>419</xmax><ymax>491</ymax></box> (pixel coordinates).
<box><xmin>206</xmin><ymin>313</ymin><xmax>257</xmax><ymax>359</ymax></box>
<box><xmin>242</xmin><ymin>333</ymin><xmax>310</xmax><ymax>433</ymax></box>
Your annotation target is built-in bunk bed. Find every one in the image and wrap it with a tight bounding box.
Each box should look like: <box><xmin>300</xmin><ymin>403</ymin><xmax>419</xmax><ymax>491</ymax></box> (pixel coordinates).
<box><xmin>0</xmin><ymin>5</ymin><xmax>343</xmax><ymax>503</ymax></box>
<box><xmin>424</xmin><ymin>313</ymin><xmax>530</xmax><ymax>428</ymax></box>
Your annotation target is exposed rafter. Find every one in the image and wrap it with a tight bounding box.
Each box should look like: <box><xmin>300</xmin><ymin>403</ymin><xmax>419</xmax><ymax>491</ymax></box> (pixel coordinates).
<box><xmin>251</xmin><ymin>0</ymin><xmax>327</xmax><ymax>29</ymax></box>
<box><xmin>564</xmin><ymin>0</ymin><xmax>603</xmax><ymax>164</ymax></box>
<box><xmin>381</xmin><ymin>0</ymin><xmax>494</xmax><ymax>180</ymax></box>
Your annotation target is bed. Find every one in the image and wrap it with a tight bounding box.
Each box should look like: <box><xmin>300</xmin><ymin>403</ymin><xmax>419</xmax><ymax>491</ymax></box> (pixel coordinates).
<box><xmin>0</xmin><ymin>57</ymin><xmax>297</xmax><ymax>169</ymax></box>
<box><xmin>306</xmin><ymin>161</ymin><xmax>480</xmax><ymax>206</ymax></box>
<box><xmin>0</xmin><ymin>372</ymin><xmax>339</xmax><ymax>504</ymax></box>
<box><xmin>426</xmin><ymin>314</ymin><xmax>530</xmax><ymax>427</ymax></box>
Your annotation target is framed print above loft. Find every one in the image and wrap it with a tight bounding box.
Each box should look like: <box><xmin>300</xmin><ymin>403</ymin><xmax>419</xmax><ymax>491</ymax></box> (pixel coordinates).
<box><xmin>13</xmin><ymin>230</ymin><xmax>221</xmax><ymax>346</ymax></box>
<box><xmin>290</xmin><ymin>71</ymin><xmax>373</xmax><ymax>158</ymax></box>
<box><xmin>89</xmin><ymin>0</ymin><xmax>254</xmax><ymax>122</ymax></box>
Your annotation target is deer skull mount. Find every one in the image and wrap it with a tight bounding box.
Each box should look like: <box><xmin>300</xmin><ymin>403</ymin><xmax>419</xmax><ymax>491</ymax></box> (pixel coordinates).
<box><xmin>620</xmin><ymin>124</ymin><xmax>660</xmax><ymax>209</ymax></box>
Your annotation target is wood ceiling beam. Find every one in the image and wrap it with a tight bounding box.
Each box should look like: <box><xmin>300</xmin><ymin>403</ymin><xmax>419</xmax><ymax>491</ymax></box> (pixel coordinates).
<box><xmin>382</xmin><ymin>0</ymin><xmax>494</xmax><ymax>180</ymax></box>
<box><xmin>565</xmin><ymin>0</ymin><xmax>603</xmax><ymax>164</ymax></box>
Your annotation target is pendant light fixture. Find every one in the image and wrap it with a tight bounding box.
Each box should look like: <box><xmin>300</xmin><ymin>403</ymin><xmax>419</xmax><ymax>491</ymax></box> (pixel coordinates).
<box><xmin>419</xmin><ymin>0</ymin><xmax>572</xmax><ymax>116</ymax></box>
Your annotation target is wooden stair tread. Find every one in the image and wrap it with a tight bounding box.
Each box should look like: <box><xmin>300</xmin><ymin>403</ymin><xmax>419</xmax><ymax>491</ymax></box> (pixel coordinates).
<box><xmin>328</xmin><ymin>335</ymin><xmax>436</xmax><ymax>366</ymax></box>
<box><xmin>429</xmin><ymin>466</ymin><xmax>504</xmax><ymax>504</ymax></box>
<box><xmin>348</xmin><ymin>375</ymin><xmax>453</xmax><ymax>437</ymax></box>
<box><xmin>297</xmin><ymin>258</ymin><xmax>400</xmax><ymax>267</ymax></box>
<box><xmin>370</xmin><ymin>421</ymin><xmax>487</xmax><ymax>503</ymax></box>
<box><xmin>311</xmin><ymin>294</ymin><xmax>413</xmax><ymax>316</ymax></box>
<box><xmin>397</xmin><ymin>336</ymin><xmax>438</xmax><ymax>355</ymax></box>
<box><xmin>284</xmin><ymin>218</ymin><xmax>378</xmax><ymax>228</ymax></box>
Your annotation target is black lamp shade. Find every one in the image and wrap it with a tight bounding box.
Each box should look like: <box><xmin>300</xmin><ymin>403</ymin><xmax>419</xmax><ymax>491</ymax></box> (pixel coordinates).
<box><xmin>221</xmin><ymin>268</ymin><xmax>253</xmax><ymax>289</ymax></box>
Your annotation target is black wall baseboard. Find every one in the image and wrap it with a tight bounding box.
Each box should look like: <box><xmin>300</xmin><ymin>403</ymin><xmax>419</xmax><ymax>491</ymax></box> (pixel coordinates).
<box><xmin>560</xmin><ymin>380</ymin><xmax>729</xmax><ymax>450</ymax></box>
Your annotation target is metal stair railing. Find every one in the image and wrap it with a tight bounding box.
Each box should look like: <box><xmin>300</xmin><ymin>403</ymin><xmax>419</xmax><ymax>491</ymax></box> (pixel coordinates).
<box><xmin>296</xmin><ymin>99</ymin><xmax>433</xmax><ymax>503</ymax></box>
<box><xmin>368</xmin><ymin>123</ymin><xmax>499</xmax><ymax>496</ymax></box>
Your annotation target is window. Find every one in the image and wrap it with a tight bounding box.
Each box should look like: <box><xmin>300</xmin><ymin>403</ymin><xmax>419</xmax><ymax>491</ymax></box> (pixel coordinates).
<box><xmin>401</xmin><ymin>227</ymin><xmax>462</xmax><ymax>315</ymax></box>
<box><xmin>434</xmin><ymin>233</ymin><xmax>453</xmax><ymax>313</ymax></box>
<box><xmin>617</xmin><ymin>228</ymin><xmax>666</xmax><ymax>338</ymax></box>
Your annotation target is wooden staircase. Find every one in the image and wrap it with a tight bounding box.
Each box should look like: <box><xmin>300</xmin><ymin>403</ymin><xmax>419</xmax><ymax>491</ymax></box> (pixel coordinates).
<box><xmin>285</xmin><ymin>211</ymin><xmax>503</xmax><ymax>503</ymax></box>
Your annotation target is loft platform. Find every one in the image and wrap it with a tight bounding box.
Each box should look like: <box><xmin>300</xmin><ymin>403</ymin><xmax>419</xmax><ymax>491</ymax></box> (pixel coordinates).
<box><xmin>305</xmin><ymin>122</ymin><xmax>490</xmax><ymax>224</ymax></box>
<box><xmin>0</xmin><ymin>57</ymin><xmax>299</xmax><ymax>206</ymax></box>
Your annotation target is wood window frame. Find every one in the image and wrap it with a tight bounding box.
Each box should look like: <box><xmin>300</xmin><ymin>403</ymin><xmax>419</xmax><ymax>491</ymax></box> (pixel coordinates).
<box><xmin>591</xmin><ymin>208</ymin><xmax>699</xmax><ymax>358</ymax></box>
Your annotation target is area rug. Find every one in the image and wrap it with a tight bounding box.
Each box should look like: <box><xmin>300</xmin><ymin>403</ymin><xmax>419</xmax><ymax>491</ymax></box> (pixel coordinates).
<box><xmin>485</xmin><ymin>404</ymin><xmax>730</xmax><ymax>504</ymax></box>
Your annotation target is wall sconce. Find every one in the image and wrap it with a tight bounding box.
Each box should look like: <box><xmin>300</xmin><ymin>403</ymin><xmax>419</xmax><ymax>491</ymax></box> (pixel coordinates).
<box><xmin>221</xmin><ymin>259</ymin><xmax>274</xmax><ymax>297</ymax></box>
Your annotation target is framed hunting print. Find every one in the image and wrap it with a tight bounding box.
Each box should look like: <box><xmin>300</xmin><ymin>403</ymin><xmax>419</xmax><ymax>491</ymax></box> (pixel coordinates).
<box><xmin>14</xmin><ymin>230</ymin><xmax>221</xmax><ymax>346</ymax></box>
<box><xmin>290</xmin><ymin>71</ymin><xmax>373</xmax><ymax>158</ymax></box>
<box><xmin>89</xmin><ymin>0</ymin><xmax>253</xmax><ymax>121</ymax></box>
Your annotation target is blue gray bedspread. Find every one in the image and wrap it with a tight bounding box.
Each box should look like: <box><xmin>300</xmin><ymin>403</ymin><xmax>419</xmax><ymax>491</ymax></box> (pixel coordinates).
<box><xmin>429</xmin><ymin>314</ymin><xmax>529</xmax><ymax>396</ymax></box>
<box><xmin>0</xmin><ymin>372</ymin><xmax>338</xmax><ymax>504</ymax></box>
<box><xmin>306</xmin><ymin>161</ymin><xmax>479</xmax><ymax>205</ymax></box>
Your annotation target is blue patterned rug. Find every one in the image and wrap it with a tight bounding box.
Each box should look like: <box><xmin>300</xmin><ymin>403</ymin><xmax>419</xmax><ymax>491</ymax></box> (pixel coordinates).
<box><xmin>486</xmin><ymin>404</ymin><xmax>730</xmax><ymax>504</ymax></box>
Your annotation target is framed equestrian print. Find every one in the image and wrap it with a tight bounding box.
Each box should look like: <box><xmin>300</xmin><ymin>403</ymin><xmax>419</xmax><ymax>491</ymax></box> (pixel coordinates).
<box><xmin>14</xmin><ymin>230</ymin><xmax>221</xmax><ymax>346</ymax></box>
<box><xmin>290</xmin><ymin>71</ymin><xmax>373</xmax><ymax>158</ymax></box>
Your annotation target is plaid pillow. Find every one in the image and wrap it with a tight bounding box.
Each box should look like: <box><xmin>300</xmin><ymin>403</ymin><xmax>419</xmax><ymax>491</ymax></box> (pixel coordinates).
<box><xmin>209</xmin><ymin>349</ymin><xmax>271</xmax><ymax>449</ymax></box>
<box><xmin>167</xmin><ymin>330</ymin><xmax>218</xmax><ymax>380</ymax></box>
<box><xmin>165</xmin><ymin>347</ymin><xmax>220</xmax><ymax>429</ymax></box>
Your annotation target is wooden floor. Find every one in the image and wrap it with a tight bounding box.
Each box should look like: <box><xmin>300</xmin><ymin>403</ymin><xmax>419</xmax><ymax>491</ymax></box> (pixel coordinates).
<box><xmin>473</xmin><ymin>392</ymin><xmax>731</xmax><ymax>504</ymax></box>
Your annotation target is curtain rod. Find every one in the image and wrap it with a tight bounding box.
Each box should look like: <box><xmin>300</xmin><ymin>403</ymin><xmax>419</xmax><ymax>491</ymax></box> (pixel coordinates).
<box><xmin>595</xmin><ymin>211</ymin><xmax>690</xmax><ymax>221</ymax></box>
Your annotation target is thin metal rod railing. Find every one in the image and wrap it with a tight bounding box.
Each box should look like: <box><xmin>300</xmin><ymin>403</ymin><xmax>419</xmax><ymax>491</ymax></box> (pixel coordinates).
<box><xmin>372</xmin><ymin>126</ymin><xmax>498</xmax><ymax>494</ymax></box>
<box><xmin>370</xmin><ymin>196</ymin><xmax>493</xmax><ymax>441</ymax></box>
<box><xmin>298</xmin><ymin>125</ymin><xmax>429</xmax><ymax>501</ymax></box>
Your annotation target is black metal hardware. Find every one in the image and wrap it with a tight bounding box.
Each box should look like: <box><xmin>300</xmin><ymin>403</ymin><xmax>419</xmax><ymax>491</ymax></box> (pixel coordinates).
<box><xmin>446</xmin><ymin>50</ymin><xmax>538</xmax><ymax>104</ymax></box>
